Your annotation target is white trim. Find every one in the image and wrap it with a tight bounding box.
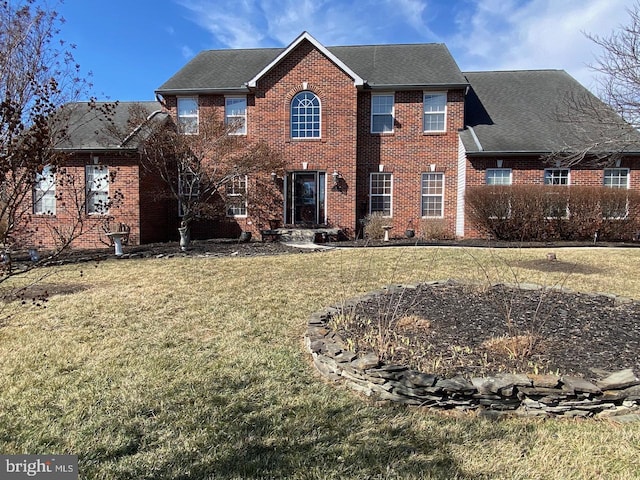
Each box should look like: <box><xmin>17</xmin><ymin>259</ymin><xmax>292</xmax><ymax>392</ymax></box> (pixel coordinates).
<box><xmin>177</xmin><ymin>96</ymin><xmax>199</xmax><ymax>135</ymax></box>
<box><xmin>369</xmin><ymin>172</ymin><xmax>393</xmax><ymax>216</ymax></box>
<box><xmin>247</xmin><ymin>32</ymin><xmax>365</xmax><ymax>88</ymax></box>
<box><xmin>370</xmin><ymin>93</ymin><xmax>394</xmax><ymax>134</ymax></box>
<box><xmin>456</xmin><ymin>135</ymin><xmax>466</xmax><ymax>237</ymax></box>
<box><xmin>420</xmin><ymin>172</ymin><xmax>445</xmax><ymax>218</ymax></box>
<box><xmin>543</xmin><ymin>168</ymin><xmax>570</xmax><ymax>185</ymax></box>
<box><xmin>486</xmin><ymin>168</ymin><xmax>512</xmax><ymax>185</ymax></box>
<box><xmin>225</xmin><ymin>95</ymin><xmax>247</xmax><ymax>136</ymax></box>
<box><xmin>467</xmin><ymin>126</ymin><xmax>483</xmax><ymax>152</ymax></box>
<box><xmin>423</xmin><ymin>91</ymin><xmax>447</xmax><ymax>133</ymax></box>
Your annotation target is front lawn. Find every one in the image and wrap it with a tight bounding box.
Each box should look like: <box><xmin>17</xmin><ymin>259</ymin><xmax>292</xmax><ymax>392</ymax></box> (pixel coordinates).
<box><xmin>0</xmin><ymin>246</ymin><xmax>639</xmax><ymax>479</ymax></box>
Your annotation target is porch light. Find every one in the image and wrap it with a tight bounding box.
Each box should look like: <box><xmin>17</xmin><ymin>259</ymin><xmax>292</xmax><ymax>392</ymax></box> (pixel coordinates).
<box><xmin>271</xmin><ymin>172</ymin><xmax>278</xmax><ymax>183</ymax></box>
<box><xmin>332</xmin><ymin>170</ymin><xmax>341</xmax><ymax>185</ymax></box>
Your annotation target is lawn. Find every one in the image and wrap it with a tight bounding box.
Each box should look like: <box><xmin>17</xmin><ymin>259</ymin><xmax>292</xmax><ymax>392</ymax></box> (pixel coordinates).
<box><xmin>0</xmin><ymin>246</ymin><xmax>639</xmax><ymax>479</ymax></box>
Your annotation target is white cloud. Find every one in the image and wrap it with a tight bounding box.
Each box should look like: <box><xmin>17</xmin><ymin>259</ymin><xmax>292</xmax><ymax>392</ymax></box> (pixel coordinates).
<box><xmin>181</xmin><ymin>45</ymin><xmax>195</xmax><ymax>59</ymax></box>
<box><xmin>450</xmin><ymin>0</ymin><xmax>635</xmax><ymax>90</ymax></box>
<box><xmin>173</xmin><ymin>0</ymin><xmax>637</xmax><ymax>91</ymax></box>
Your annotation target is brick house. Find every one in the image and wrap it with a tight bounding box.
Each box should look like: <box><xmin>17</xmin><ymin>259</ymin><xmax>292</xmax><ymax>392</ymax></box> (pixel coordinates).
<box><xmin>155</xmin><ymin>31</ymin><xmax>640</xmax><ymax>241</ymax></box>
<box><xmin>31</xmin><ymin>31</ymin><xmax>640</xmax><ymax>249</ymax></box>
<box><xmin>27</xmin><ymin>101</ymin><xmax>171</xmax><ymax>250</ymax></box>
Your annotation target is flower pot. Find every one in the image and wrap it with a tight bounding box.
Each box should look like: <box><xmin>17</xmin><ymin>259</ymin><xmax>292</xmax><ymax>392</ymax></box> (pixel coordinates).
<box><xmin>239</xmin><ymin>231</ymin><xmax>252</xmax><ymax>243</ymax></box>
<box><xmin>405</xmin><ymin>229</ymin><xmax>415</xmax><ymax>238</ymax></box>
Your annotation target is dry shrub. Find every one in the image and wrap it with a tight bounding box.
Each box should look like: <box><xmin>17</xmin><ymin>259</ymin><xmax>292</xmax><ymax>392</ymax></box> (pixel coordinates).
<box><xmin>395</xmin><ymin>315</ymin><xmax>431</xmax><ymax>331</ymax></box>
<box><xmin>363</xmin><ymin>212</ymin><xmax>391</xmax><ymax>240</ymax></box>
<box><xmin>419</xmin><ymin>218</ymin><xmax>455</xmax><ymax>240</ymax></box>
<box><xmin>481</xmin><ymin>333</ymin><xmax>541</xmax><ymax>360</ymax></box>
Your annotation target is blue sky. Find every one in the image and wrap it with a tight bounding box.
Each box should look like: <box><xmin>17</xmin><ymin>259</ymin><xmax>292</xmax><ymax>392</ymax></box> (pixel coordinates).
<box><xmin>57</xmin><ymin>0</ymin><xmax>636</xmax><ymax>101</ymax></box>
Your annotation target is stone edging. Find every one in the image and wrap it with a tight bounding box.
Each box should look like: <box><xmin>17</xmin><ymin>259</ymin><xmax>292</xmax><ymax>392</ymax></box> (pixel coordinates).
<box><xmin>305</xmin><ymin>280</ymin><xmax>640</xmax><ymax>420</ymax></box>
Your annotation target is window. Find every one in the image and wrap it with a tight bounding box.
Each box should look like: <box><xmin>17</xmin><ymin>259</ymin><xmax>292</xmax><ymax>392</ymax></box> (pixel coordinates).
<box><xmin>486</xmin><ymin>168</ymin><xmax>512</xmax><ymax>185</ymax></box>
<box><xmin>86</xmin><ymin>165</ymin><xmax>109</xmax><ymax>214</ymax></box>
<box><xmin>603</xmin><ymin>168</ymin><xmax>630</xmax><ymax>218</ymax></box>
<box><xmin>423</xmin><ymin>92</ymin><xmax>447</xmax><ymax>132</ymax></box>
<box><xmin>371</xmin><ymin>94</ymin><xmax>394</xmax><ymax>133</ymax></box>
<box><xmin>291</xmin><ymin>91</ymin><xmax>320</xmax><ymax>138</ymax></box>
<box><xmin>226</xmin><ymin>175</ymin><xmax>247</xmax><ymax>217</ymax></box>
<box><xmin>370</xmin><ymin>173</ymin><xmax>392</xmax><ymax>216</ymax></box>
<box><xmin>178</xmin><ymin>170</ymin><xmax>199</xmax><ymax>217</ymax></box>
<box><xmin>603</xmin><ymin>168</ymin><xmax>629</xmax><ymax>189</ymax></box>
<box><xmin>544</xmin><ymin>169</ymin><xmax>570</xmax><ymax>185</ymax></box>
<box><xmin>543</xmin><ymin>169</ymin><xmax>570</xmax><ymax>218</ymax></box>
<box><xmin>225</xmin><ymin>96</ymin><xmax>247</xmax><ymax>135</ymax></box>
<box><xmin>177</xmin><ymin>97</ymin><xmax>198</xmax><ymax>134</ymax></box>
<box><xmin>421</xmin><ymin>173</ymin><xmax>444</xmax><ymax>218</ymax></box>
<box><xmin>33</xmin><ymin>165</ymin><xmax>56</xmax><ymax>215</ymax></box>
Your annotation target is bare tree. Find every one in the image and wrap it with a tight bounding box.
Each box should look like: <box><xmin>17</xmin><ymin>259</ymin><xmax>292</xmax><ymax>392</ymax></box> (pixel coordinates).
<box><xmin>547</xmin><ymin>2</ymin><xmax>640</xmax><ymax>167</ymax></box>
<box><xmin>135</xmin><ymin>106</ymin><xmax>285</xmax><ymax>249</ymax></box>
<box><xmin>0</xmin><ymin>0</ymin><xmax>101</xmax><ymax>293</ymax></box>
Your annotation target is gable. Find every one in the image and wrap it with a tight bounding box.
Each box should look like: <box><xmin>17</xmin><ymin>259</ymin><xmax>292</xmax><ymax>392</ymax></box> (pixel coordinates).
<box><xmin>156</xmin><ymin>32</ymin><xmax>466</xmax><ymax>95</ymax></box>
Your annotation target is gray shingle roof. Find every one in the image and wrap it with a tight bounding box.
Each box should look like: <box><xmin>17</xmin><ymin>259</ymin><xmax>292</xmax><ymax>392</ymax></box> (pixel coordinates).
<box><xmin>56</xmin><ymin>101</ymin><xmax>165</xmax><ymax>151</ymax></box>
<box><xmin>156</xmin><ymin>41</ymin><xmax>467</xmax><ymax>94</ymax></box>
<box><xmin>460</xmin><ymin>70</ymin><xmax>640</xmax><ymax>155</ymax></box>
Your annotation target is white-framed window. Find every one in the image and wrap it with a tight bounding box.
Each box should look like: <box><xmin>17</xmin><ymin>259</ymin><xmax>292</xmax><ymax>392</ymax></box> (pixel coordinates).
<box><xmin>291</xmin><ymin>91</ymin><xmax>321</xmax><ymax>139</ymax></box>
<box><xmin>603</xmin><ymin>168</ymin><xmax>629</xmax><ymax>189</ymax></box>
<box><xmin>178</xmin><ymin>170</ymin><xmax>199</xmax><ymax>217</ymax></box>
<box><xmin>370</xmin><ymin>172</ymin><xmax>392</xmax><ymax>216</ymax></box>
<box><xmin>177</xmin><ymin>97</ymin><xmax>199</xmax><ymax>134</ymax></box>
<box><xmin>86</xmin><ymin>165</ymin><xmax>109</xmax><ymax>214</ymax></box>
<box><xmin>371</xmin><ymin>93</ymin><xmax>394</xmax><ymax>133</ymax></box>
<box><xmin>423</xmin><ymin>92</ymin><xmax>447</xmax><ymax>133</ymax></box>
<box><xmin>544</xmin><ymin>168</ymin><xmax>570</xmax><ymax>185</ymax></box>
<box><xmin>33</xmin><ymin>165</ymin><xmax>56</xmax><ymax>215</ymax></box>
<box><xmin>226</xmin><ymin>175</ymin><xmax>247</xmax><ymax>217</ymax></box>
<box><xmin>421</xmin><ymin>173</ymin><xmax>444</xmax><ymax>218</ymax></box>
<box><xmin>543</xmin><ymin>169</ymin><xmax>570</xmax><ymax>218</ymax></box>
<box><xmin>225</xmin><ymin>96</ymin><xmax>247</xmax><ymax>135</ymax></box>
<box><xmin>486</xmin><ymin>168</ymin><xmax>512</xmax><ymax>185</ymax></box>
<box><xmin>603</xmin><ymin>168</ymin><xmax>630</xmax><ymax>219</ymax></box>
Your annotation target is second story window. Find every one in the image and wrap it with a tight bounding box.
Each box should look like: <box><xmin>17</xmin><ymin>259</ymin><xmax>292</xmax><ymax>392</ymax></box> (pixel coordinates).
<box><xmin>86</xmin><ymin>165</ymin><xmax>109</xmax><ymax>214</ymax></box>
<box><xmin>486</xmin><ymin>168</ymin><xmax>512</xmax><ymax>185</ymax></box>
<box><xmin>423</xmin><ymin>92</ymin><xmax>447</xmax><ymax>133</ymax></box>
<box><xmin>34</xmin><ymin>165</ymin><xmax>56</xmax><ymax>215</ymax></box>
<box><xmin>371</xmin><ymin>94</ymin><xmax>394</xmax><ymax>133</ymax></box>
<box><xmin>291</xmin><ymin>91</ymin><xmax>320</xmax><ymax>139</ymax></box>
<box><xmin>177</xmin><ymin>97</ymin><xmax>199</xmax><ymax>134</ymax></box>
<box><xmin>225</xmin><ymin>96</ymin><xmax>247</xmax><ymax>135</ymax></box>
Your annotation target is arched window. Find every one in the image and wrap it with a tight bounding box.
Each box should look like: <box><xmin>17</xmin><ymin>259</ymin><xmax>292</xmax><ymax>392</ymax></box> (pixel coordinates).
<box><xmin>291</xmin><ymin>91</ymin><xmax>321</xmax><ymax>138</ymax></box>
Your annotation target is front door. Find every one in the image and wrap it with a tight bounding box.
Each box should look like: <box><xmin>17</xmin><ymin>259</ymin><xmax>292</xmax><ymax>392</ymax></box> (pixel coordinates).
<box><xmin>285</xmin><ymin>171</ymin><xmax>326</xmax><ymax>225</ymax></box>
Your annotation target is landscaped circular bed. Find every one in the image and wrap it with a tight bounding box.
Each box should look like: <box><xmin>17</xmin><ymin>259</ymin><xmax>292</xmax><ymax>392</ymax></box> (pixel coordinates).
<box><xmin>305</xmin><ymin>280</ymin><xmax>640</xmax><ymax>419</ymax></box>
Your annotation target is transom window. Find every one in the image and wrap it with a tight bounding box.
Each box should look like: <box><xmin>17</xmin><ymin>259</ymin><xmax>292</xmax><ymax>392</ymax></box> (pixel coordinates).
<box><xmin>370</xmin><ymin>173</ymin><xmax>392</xmax><ymax>216</ymax></box>
<box><xmin>486</xmin><ymin>168</ymin><xmax>512</xmax><ymax>185</ymax></box>
<box><xmin>544</xmin><ymin>169</ymin><xmax>570</xmax><ymax>185</ymax></box>
<box><xmin>34</xmin><ymin>165</ymin><xmax>56</xmax><ymax>215</ymax></box>
<box><xmin>226</xmin><ymin>175</ymin><xmax>247</xmax><ymax>217</ymax></box>
<box><xmin>86</xmin><ymin>165</ymin><xmax>109</xmax><ymax>214</ymax></box>
<box><xmin>291</xmin><ymin>91</ymin><xmax>320</xmax><ymax>139</ymax></box>
<box><xmin>603</xmin><ymin>168</ymin><xmax>629</xmax><ymax>188</ymax></box>
<box><xmin>423</xmin><ymin>92</ymin><xmax>447</xmax><ymax>132</ymax></box>
<box><xmin>421</xmin><ymin>173</ymin><xmax>444</xmax><ymax>218</ymax></box>
<box><xmin>371</xmin><ymin>94</ymin><xmax>394</xmax><ymax>133</ymax></box>
<box><xmin>225</xmin><ymin>96</ymin><xmax>247</xmax><ymax>135</ymax></box>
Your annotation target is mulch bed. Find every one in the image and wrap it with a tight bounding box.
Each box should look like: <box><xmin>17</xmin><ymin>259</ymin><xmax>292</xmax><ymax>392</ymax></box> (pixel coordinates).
<box><xmin>334</xmin><ymin>282</ymin><xmax>640</xmax><ymax>381</ymax></box>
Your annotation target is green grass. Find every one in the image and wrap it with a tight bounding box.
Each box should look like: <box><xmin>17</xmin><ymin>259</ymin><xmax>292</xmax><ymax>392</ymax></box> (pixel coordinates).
<box><xmin>0</xmin><ymin>246</ymin><xmax>639</xmax><ymax>479</ymax></box>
